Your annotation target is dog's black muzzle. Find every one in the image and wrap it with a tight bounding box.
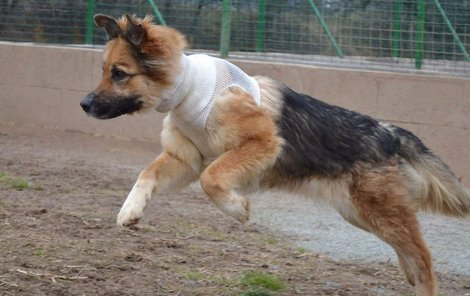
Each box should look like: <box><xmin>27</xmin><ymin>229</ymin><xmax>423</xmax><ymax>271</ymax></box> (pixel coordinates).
<box><xmin>80</xmin><ymin>92</ymin><xmax>143</xmax><ymax>119</ymax></box>
<box><xmin>80</xmin><ymin>92</ymin><xmax>96</xmax><ymax>114</ymax></box>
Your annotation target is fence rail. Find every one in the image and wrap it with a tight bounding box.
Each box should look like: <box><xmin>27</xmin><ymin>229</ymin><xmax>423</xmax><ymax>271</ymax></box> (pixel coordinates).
<box><xmin>0</xmin><ymin>0</ymin><xmax>469</xmax><ymax>77</ymax></box>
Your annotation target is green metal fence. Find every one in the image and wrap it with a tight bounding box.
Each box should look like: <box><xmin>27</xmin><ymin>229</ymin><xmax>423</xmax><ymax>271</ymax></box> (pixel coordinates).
<box><xmin>0</xmin><ymin>0</ymin><xmax>469</xmax><ymax>76</ymax></box>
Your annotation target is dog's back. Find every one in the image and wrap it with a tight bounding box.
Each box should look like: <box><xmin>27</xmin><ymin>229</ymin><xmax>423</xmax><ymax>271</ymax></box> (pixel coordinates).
<box><xmin>272</xmin><ymin>84</ymin><xmax>399</xmax><ymax>179</ymax></box>
<box><xmin>264</xmin><ymin>82</ymin><xmax>470</xmax><ymax>218</ymax></box>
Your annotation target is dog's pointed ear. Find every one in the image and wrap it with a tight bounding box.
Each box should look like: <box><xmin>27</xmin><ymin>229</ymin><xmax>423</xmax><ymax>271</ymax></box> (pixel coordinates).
<box><xmin>125</xmin><ymin>14</ymin><xmax>144</xmax><ymax>47</ymax></box>
<box><xmin>94</xmin><ymin>14</ymin><xmax>122</xmax><ymax>39</ymax></box>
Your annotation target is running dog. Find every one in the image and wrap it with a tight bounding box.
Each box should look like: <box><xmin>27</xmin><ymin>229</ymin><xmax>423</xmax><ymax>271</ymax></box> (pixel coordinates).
<box><xmin>80</xmin><ymin>14</ymin><xmax>470</xmax><ymax>296</ymax></box>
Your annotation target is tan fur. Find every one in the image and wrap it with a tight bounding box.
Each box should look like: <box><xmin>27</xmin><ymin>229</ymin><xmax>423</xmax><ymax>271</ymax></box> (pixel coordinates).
<box><xmin>95</xmin><ymin>15</ymin><xmax>187</xmax><ymax>114</ymax></box>
<box><xmin>349</xmin><ymin>165</ymin><xmax>437</xmax><ymax>295</ymax></box>
<box><xmin>254</xmin><ymin>76</ymin><xmax>284</xmax><ymax>121</ymax></box>
<box><xmin>380</xmin><ymin>122</ymin><xmax>470</xmax><ymax>217</ymax></box>
<box><xmin>160</xmin><ymin>116</ymin><xmax>202</xmax><ymax>173</ymax></box>
<box><xmin>116</xmin><ymin>15</ymin><xmax>186</xmax><ymax>85</ymax></box>
<box><xmin>89</xmin><ymin>15</ymin><xmax>470</xmax><ymax>296</ymax></box>
<box><xmin>414</xmin><ymin>157</ymin><xmax>470</xmax><ymax>216</ymax></box>
<box><xmin>200</xmin><ymin>87</ymin><xmax>282</xmax><ymax>222</ymax></box>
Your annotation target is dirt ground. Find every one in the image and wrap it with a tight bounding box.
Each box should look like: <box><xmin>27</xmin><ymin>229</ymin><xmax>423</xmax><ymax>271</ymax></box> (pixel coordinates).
<box><xmin>1</xmin><ymin>123</ymin><xmax>469</xmax><ymax>296</ymax></box>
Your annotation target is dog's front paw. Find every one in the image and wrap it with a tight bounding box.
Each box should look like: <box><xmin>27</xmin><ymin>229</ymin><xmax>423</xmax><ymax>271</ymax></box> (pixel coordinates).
<box><xmin>117</xmin><ymin>206</ymin><xmax>143</xmax><ymax>227</ymax></box>
<box><xmin>117</xmin><ymin>202</ymin><xmax>144</xmax><ymax>227</ymax></box>
<box><xmin>220</xmin><ymin>195</ymin><xmax>250</xmax><ymax>224</ymax></box>
<box><xmin>235</xmin><ymin>197</ymin><xmax>250</xmax><ymax>224</ymax></box>
<box><xmin>117</xmin><ymin>181</ymin><xmax>153</xmax><ymax>227</ymax></box>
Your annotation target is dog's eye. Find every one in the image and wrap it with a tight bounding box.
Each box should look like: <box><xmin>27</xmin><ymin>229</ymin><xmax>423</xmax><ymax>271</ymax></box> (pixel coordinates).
<box><xmin>111</xmin><ymin>68</ymin><xmax>128</xmax><ymax>81</ymax></box>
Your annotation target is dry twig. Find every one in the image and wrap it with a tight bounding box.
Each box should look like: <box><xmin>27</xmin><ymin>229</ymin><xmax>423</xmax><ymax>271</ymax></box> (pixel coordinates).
<box><xmin>16</xmin><ymin>269</ymin><xmax>88</xmax><ymax>282</ymax></box>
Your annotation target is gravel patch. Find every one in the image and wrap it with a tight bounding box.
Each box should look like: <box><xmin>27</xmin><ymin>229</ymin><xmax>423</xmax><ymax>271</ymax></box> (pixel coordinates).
<box><xmin>249</xmin><ymin>192</ymin><xmax>470</xmax><ymax>275</ymax></box>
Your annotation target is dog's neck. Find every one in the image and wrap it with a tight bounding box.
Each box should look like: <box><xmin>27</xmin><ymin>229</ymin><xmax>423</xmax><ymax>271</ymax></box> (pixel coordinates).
<box><xmin>158</xmin><ymin>53</ymin><xmax>260</xmax><ymax>130</ymax></box>
<box><xmin>155</xmin><ymin>54</ymin><xmax>193</xmax><ymax>113</ymax></box>
<box><xmin>156</xmin><ymin>54</ymin><xmax>218</xmax><ymax>127</ymax></box>
<box><xmin>173</xmin><ymin>54</ymin><xmax>219</xmax><ymax>128</ymax></box>
<box><xmin>157</xmin><ymin>53</ymin><xmax>260</xmax><ymax>157</ymax></box>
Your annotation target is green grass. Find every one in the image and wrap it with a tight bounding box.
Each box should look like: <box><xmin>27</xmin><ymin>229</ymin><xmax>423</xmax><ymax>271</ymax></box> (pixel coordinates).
<box><xmin>296</xmin><ymin>247</ymin><xmax>307</xmax><ymax>254</ymax></box>
<box><xmin>32</xmin><ymin>248</ymin><xmax>46</xmax><ymax>257</ymax></box>
<box><xmin>241</xmin><ymin>270</ymin><xmax>285</xmax><ymax>292</ymax></box>
<box><xmin>0</xmin><ymin>171</ymin><xmax>29</xmax><ymax>190</ymax></box>
<box><xmin>0</xmin><ymin>171</ymin><xmax>42</xmax><ymax>191</ymax></box>
<box><xmin>179</xmin><ymin>268</ymin><xmax>206</xmax><ymax>281</ymax></box>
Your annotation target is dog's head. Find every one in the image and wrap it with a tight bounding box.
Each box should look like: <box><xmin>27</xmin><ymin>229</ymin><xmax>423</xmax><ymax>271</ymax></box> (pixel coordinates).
<box><xmin>80</xmin><ymin>14</ymin><xmax>186</xmax><ymax>119</ymax></box>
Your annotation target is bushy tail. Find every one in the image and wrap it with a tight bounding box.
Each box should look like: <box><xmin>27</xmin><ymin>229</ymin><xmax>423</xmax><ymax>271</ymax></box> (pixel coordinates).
<box><xmin>394</xmin><ymin>126</ymin><xmax>470</xmax><ymax>217</ymax></box>
<box><xmin>414</xmin><ymin>154</ymin><xmax>470</xmax><ymax>217</ymax></box>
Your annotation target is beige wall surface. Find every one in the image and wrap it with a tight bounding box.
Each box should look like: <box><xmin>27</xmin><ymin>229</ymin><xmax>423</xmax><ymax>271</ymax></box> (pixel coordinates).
<box><xmin>1</xmin><ymin>42</ymin><xmax>469</xmax><ymax>185</ymax></box>
<box><xmin>0</xmin><ymin>42</ymin><xmax>165</xmax><ymax>142</ymax></box>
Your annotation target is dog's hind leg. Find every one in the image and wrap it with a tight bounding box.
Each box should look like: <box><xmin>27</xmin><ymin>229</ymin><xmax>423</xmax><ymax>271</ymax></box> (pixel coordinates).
<box><xmin>337</xmin><ymin>209</ymin><xmax>417</xmax><ymax>287</ymax></box>
<box><xmin>335</xmin><ymin>197</ymin><xmax>417</xmax><ymax>287</ymax></box>
<box><xmin>396</xmin><ymin>251</ymin><xmax>417</xmax><ymax>286</ymax></box>
<box><xmin>349</xmin><ymin>167</ymin><xmax>436</xmax><ymax>296</ymax></box>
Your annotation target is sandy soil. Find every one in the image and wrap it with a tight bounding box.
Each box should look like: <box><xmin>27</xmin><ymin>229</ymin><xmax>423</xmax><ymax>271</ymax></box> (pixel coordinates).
<box><xmin>1</xmin><ymin>123</ymin><xmax>469</xmax><ymax>296</ymax></box>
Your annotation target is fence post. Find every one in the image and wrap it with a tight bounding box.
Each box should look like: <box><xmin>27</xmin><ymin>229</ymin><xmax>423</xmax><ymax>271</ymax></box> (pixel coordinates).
<box><xmin>85</xmin><ymin>0</ymin><xmax>94</xmax><ymax>44</ymax></box>
<box><xmin>147</xmin><ymin>0</ymin><xmax>167</xmax><ymax>26</ymax></box>
<box><xmin>256</xmin><ymin>0</ymin><xmax>266</xmax><ymax>53</ymax></box>
<box><xmin>220</xmin><ymin>0</ymin><xmax>232</xmax><ymax>58</ymax></box>
<box><xmin>306</xmin><ymin>0</ymin><xmax>343</xmax><ymax>58</ymax></box>
<box><xmin>432</xmin><ymin>0</ymin><xmax>470</xmax><ymax>62</ymax></box>
<box><xmin>415</xmin><ymin>0</ymin><xmax>425</xmax><ymax>69</ymax></box>
<box><xmin>391</xmin><ymin>0</ymin><xmax>402</xmax><ymax>58</ymax></box>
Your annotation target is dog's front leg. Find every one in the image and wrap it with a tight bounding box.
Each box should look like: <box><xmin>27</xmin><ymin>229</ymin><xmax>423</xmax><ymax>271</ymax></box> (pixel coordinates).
<box><xmin>117</xmin><ymin>151</ymin><xmax>198</xmax><ymax>227</ymax></box>
<box><xmin>200</xmin><ymin>138</ymin><xmax>279</xmax><ymax>223</ymax></box>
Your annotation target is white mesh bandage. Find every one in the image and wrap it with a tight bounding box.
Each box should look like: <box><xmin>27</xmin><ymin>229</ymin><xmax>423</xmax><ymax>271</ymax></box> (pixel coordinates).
<box><xmin>213</xmin><ymin>57</ymin><xmax>261</xmax><ymax>108</ymax></box>
<box><xmin>166</xmin><ymin>54</ymin><xmax>260</xmax><ymax>157</ymax></box>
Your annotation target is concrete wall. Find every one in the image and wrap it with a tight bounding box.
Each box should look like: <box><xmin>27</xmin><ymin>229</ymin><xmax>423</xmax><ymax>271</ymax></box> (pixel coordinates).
<box><xmin>1</xmin><ymin>42</ymin><xmax>469</xmax><ymax>185</ymax></box>
<box><xmin>0</xmin><ymin>42</ymin><xmax>164</xmax><ymax>141</ymax></box>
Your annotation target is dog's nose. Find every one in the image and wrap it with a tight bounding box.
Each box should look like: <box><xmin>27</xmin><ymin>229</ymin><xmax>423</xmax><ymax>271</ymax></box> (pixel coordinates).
<box><xmin>80</xmin><ymin>93</ymin><xmax>95</xmax><ymax>113</ymax></box>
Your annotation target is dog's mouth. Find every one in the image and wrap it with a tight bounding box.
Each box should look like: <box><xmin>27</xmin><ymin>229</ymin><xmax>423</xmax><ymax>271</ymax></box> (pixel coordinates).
<box><xmin>80</xmin><ymin>92</ymin><xmax>143</xmax><ymax>119</ymax></box>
